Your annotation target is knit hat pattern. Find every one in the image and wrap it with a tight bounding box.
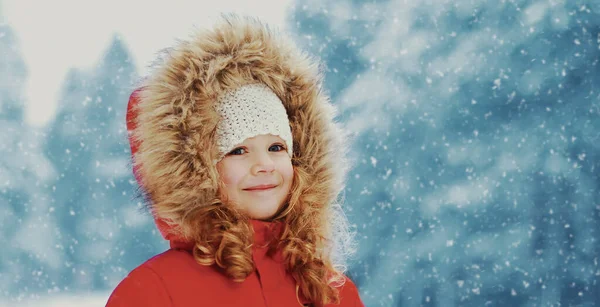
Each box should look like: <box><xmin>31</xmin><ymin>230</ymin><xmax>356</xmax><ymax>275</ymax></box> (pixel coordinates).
<box><xmin>215</xmin><ymin>83</ymin><xmax>294</xmax><ymax>163</ymax></box>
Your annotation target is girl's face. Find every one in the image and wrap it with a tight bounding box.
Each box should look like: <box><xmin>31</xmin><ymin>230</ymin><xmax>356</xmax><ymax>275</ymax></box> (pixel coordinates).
<box><xmin>216</xmin><ymin>134</ymin><xmax>294</xmax><ymax>220</ymax></box>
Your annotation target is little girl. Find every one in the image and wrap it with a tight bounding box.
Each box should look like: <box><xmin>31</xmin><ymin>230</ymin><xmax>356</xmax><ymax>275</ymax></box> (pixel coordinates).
<box><xmin>107</xmin><ymin>14</ymin><xmax>363</xmax><ymax>307</ymax></box>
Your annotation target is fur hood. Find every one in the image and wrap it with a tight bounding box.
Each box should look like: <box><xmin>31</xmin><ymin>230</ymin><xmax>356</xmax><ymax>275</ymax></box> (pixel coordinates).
<box><xmin>126</xmin><ymin>14</ymin><xmax>350</xmax><ymax>245</ymax></box>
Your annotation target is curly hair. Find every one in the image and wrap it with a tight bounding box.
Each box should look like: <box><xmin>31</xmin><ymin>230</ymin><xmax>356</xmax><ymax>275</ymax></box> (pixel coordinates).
<box><xmin>157</xmin><ymin>164</ymin><xmax>357</xmax><ymax>306</ymax></box>
<box><xmin>128</xmin><ymin>14</ymin><xmax>359</xmax><ymax>306</ymax></box>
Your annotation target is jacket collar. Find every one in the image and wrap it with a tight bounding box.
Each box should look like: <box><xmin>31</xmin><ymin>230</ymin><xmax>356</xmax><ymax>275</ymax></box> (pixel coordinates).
<box><xmin>169</xmin><ymin>219</ymin><xmax>284</xmax><ymax>251</ymax></box>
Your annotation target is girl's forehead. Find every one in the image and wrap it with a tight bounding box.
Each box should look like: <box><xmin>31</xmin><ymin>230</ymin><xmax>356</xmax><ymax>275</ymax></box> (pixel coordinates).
<box><xmin>242</xmin><ymin>134</ymin><xmax>284</xmax><ymax>143</ymax></box>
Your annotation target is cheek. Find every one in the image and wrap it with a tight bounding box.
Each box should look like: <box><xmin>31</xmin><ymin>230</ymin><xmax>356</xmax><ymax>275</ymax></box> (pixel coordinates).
<box><xmin>217</xmin><ymin>162</ymin><xmax>245</xmax><ymax>204</ymax></box>
<box><xmin>217</xmin><ymin>161</ymin><xmax>243</xmax><ymax>186</ymax></box>
<box><xmin>280</xmin><ymin>162</ymin><xmax>294</xmax><ymax>187</ymax></box>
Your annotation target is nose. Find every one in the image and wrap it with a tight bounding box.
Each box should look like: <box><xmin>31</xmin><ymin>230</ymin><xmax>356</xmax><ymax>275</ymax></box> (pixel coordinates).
<box><xmin>250</xmin><ymin>151</ymin><xmax>275</xmax><ymax>175</ymax></box>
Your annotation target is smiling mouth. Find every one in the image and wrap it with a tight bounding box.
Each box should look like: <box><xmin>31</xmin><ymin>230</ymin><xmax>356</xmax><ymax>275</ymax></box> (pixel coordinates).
<box><xmin>244</xmin><ymin>185</ymin><xmax>278</xmax><ymax>191</ymax></box>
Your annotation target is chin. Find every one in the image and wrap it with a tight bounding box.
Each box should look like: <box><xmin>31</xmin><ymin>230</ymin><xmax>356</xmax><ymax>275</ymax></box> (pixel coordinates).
<box><xmin>247</xmin><ymin>204</ymin><xmax>283</xmax><ymax>220</ymax></box>
<box><xmin>249</xmin><ymin>211</ymin><xmax>278</xmax><ymax>220</ymax></box>
<box><xmin>240</xmin><ymin>198</ymin><xmax>283</xmax><ymax>218</ymax></box>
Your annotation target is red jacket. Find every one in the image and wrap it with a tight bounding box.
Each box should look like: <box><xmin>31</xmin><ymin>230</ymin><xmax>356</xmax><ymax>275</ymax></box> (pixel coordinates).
<box><xmin>106</xmin><ymin>219</ymin><xmax>364</xmax><ymax>306</ymax></box>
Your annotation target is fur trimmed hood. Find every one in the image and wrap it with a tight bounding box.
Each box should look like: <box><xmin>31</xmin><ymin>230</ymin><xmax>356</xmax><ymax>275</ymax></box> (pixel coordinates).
<box><xmin>126</xmin><ymin>14</ymin><xmax>350</xmax><ymax>245</ymax></box>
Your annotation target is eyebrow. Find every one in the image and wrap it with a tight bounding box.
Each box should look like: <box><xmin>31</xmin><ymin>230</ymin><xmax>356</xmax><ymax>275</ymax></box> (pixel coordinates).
<box><xmin>241</xmin><ymin>138</ymin><xmax>284</xmax><ymax>145</ymax></box>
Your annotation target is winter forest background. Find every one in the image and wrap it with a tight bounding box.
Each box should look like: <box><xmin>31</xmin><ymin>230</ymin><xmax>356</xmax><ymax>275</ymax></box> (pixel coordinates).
<box><xmin>2</xmin><ymin>0</ymin><xmax>600</xmax><ymax>306</ymax></box>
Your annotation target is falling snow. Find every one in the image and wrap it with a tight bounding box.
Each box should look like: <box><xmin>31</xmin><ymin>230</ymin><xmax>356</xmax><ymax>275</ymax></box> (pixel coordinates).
<box><xmin>3</xmin><ymin>1</ymin><xmax>600</xmax><ymax>306</ymax></box>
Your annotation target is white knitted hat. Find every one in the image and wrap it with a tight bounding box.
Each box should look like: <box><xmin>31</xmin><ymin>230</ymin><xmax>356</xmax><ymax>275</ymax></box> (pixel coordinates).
<box><xmin>214</xmin><ymin>83</ymin><xmax>294</xmax><ymax>163</ymax></box>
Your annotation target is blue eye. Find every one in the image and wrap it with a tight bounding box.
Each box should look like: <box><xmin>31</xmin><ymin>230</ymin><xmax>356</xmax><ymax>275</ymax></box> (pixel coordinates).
<box><xmin>269</xmin><ymin>144</ymin><xmax>286</xmax><ymax>152</ymax></box>
<box><xmin>228</xmin><ymin>147</ymin><xmax>246</xmax><ymax>155</ymax></box>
